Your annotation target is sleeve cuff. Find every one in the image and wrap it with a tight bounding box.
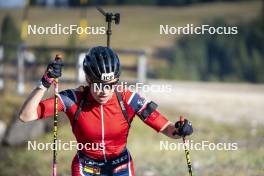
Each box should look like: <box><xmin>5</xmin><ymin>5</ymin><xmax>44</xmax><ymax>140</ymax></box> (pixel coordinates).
<box><xmin>159</xmin><ymin>121</ymin><xmax>172</xmax><ymax>133</ymax></box>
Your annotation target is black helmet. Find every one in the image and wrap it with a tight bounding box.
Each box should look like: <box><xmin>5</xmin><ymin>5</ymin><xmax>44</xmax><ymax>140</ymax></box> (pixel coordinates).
<box><xmin>83</xmin><ymin>46</ymin><xmax>121</xmax><ymax>82</ymax></box>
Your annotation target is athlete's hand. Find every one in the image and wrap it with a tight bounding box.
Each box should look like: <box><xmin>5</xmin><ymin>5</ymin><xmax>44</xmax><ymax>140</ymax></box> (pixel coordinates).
<box><xmin>174</xmin><ymin>119</ymin><xmax>193</xmax><ymax>137</ymax></box>
<box><xmin>40</xmin><ymin>59</ymin><xmax>63</xmax><ymax>89</ymax></box>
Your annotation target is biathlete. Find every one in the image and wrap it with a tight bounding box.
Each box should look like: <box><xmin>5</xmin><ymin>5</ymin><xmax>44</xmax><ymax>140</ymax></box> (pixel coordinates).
<box><xmin>19</xmin><ymin>46</ymin><xmax>193</xmax><ymax>176</ymax></box>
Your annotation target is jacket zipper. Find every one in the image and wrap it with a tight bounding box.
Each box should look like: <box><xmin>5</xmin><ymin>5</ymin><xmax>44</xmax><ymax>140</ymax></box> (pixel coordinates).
<box><xmin>100</xmin><ymin>105</ymin><xmax>107</xmax><ymax>162</ymax></box>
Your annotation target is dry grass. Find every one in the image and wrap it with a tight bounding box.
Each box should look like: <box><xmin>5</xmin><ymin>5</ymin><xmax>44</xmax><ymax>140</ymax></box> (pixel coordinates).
<box><xmin>0</xmin><ymin>1</ymin><xmax>261</xmax><ymax>49</ymax></box>
<box><xmin>0</xmin><ymin>107</ymin><xmax>263</xmax><ymax>176</ymax></box>
<box><xmin>0</xmin><ymin>1</ymin><xmax>263</xmax><ymax>175</ymax></box>
<box><xmin>0</xmin><ymin>80</ymin><xmax>264</xmax><ymax>175</ymax></box>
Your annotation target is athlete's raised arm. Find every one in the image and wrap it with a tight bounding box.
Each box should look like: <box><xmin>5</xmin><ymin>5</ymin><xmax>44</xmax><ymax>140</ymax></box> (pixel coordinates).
<box><xmin>19</xmin><ymin>59</ymin><xmax>63</xmax><ymax>122</ymax></box>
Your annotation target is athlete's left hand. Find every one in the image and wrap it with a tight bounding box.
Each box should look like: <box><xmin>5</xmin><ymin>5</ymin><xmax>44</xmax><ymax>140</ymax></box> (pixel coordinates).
<box><xmin>174</xmin><ymin>119</ymin><xmax>193</xmax><ymax>137</ymax></box>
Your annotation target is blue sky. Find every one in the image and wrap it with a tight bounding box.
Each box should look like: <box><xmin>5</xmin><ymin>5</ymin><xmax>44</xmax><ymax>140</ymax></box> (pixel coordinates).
<box><xmin>0</xmin><ymin>0</ymin><xmax>25</xmax><ymax>8</ymax></box>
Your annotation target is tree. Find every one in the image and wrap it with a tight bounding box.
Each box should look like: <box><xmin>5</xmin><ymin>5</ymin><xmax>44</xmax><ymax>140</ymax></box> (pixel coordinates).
<box><xmin>0</xmin><ymin>15</ymin><xmax>21</xmax><ymax>44</ymax></box>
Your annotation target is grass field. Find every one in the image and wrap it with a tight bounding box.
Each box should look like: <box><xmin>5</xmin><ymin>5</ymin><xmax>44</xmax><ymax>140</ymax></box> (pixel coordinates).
<box><xmin>0</xmin><ymin>80</ymin><xmax>263</xmax><ymax>176</ymax></box>
<box><xmin>0</xmin><ymin>1</ymin><xmax>261</xmax><ymax>49</ymax></box>
<box><xmin>0</xmin><ymin>108</ymin><xmax>263</xmax><ymax>176</ymax></box>
<box><xmin>0</xmin><ymin>1</ymin><xmax>261</xmax><ymax>78</ymax></box>
<box><xmin>0</xmin><ymin>1</ymin><xmax>263</xmax><ymax>175</ymax></box>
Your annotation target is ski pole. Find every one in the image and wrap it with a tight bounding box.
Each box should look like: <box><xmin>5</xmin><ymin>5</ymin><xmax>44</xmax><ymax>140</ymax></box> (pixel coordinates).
<box><xmin>180</xmin><ymin>116</ymin><xmax>193</xmax><ymax>176</ymax></box>
<box><xmin>52</xmin><ymin>54</ymin><xmax>62</xmax><ymax>176</ymax></box>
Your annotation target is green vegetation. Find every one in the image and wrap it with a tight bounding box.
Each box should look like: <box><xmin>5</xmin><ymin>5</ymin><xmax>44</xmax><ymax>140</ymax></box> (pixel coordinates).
<box><xmin>0</xmin><ymin>15</ymin><xmax>21</xmax><ymax>44</ymax></box>
<box><xmin>159</xmin><ymin>15</ymin><xmax>264</xmax><ymax>83</ymax></box>
<box><xmin>0</xmin><ymin>1</ymin><xmax>261</xmax><ymax>82</ymax></box>
<box><xmin>0</xmin><ymin>1</ymin><xmax>260</xmax><ymax>49</ymax></box>
<box><xmin>0</xmin><ymin>15</ymin><xmax>21</xmax><ymax>60</ymax></box>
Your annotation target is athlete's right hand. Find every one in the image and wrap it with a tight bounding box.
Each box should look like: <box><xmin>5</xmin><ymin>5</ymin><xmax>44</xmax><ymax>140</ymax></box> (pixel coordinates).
<box><xmin>40</xmin><ymin>59</ymin><xmax>63</xmax><ymax>89</ymax></box>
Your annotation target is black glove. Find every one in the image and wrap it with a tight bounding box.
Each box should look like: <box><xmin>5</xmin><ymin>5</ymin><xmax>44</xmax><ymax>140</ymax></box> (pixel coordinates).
<box><xmin>175</xmin><ymin>119</ymin><xmax>193</xmax><ymax>137</ymax></box>
<box><xmin>41</xmin><ymin>59</ymin><xmax>63</xmax><ymax>89</ymax></box>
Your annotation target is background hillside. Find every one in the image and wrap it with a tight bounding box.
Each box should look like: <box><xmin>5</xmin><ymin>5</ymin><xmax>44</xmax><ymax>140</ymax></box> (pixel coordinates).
<box><xmin>0</xmin><ymin>0</ymin><xmax>263</xmax><ymax>176</ymax></box>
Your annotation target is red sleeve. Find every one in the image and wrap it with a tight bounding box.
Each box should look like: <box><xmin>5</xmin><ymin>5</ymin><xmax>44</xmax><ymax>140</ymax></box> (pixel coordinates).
<box><xmin>143</xmin><ymin>110</ymin><xmax>170</xmax><ymax>132</ymax></box>
<box><xmin>122</xmin><ymin>88</ymin><xmax>170</xmax><ymax>132</ymax></box>
<box><xmin>37</xmin><ymin>97</ymin><xmax>64</xmax><ymax>119</ymax></box>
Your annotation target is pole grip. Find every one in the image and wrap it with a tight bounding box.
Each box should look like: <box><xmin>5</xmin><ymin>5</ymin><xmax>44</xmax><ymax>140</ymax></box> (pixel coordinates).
<box><xmin>172</xmin><ymin>116</ymin><xmax>185</xmax><ymax>136</ymax></box>
<box><xmin>180</xmin><ymin>116</ymin><xmax>187</xmax><ymax>142</ymax></box>
<box><xmin>180</xmin><ymin>116</ymin><xmax>184</xmax><ymax>124</ymax></box>
<box><xmin>55</xmin><ymin>54</ymin><xmax>62</xmax><ymax>61</ymax></box>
